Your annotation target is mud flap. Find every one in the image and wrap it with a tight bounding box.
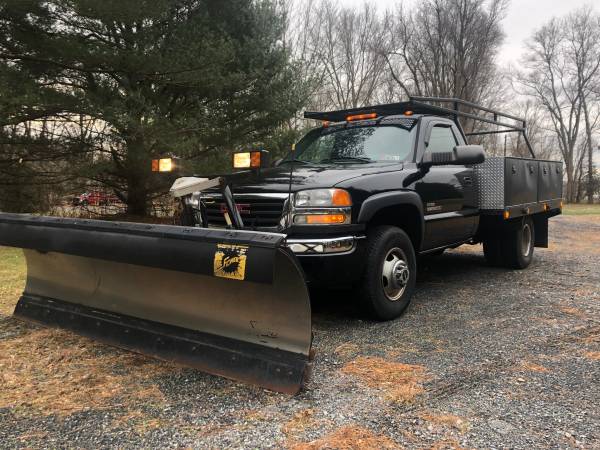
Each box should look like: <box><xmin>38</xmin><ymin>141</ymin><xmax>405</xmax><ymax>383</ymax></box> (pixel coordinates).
<box><xmin>0</xmin><ymin>213</ymin><xmax>312</xmax><ymax>394</ymax></box>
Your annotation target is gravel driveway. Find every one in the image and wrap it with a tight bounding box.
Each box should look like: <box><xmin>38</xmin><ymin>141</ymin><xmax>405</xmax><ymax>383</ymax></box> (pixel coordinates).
<box><xmin>1</xmin><ymin>214</ymin><xmax>598</xmax><ymax>449</ymax></box>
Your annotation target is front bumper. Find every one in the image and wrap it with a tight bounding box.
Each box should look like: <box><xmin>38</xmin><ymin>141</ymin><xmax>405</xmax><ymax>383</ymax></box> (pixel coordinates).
<box><xmin>288</xmin><ymin>235</ymin><xmax>368</xmax><ymax>288</ymax></box>
<box><xmin>285</xmin><ymin>235</ymin><xmax>365</xmax><ymax>255</ymax></box>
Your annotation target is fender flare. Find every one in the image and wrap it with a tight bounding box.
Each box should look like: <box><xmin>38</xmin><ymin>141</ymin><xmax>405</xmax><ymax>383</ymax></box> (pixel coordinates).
<box><xmin>357</xmin><ymin>191</ymin><xmax>425</xmax><ymax>249</ymax></box>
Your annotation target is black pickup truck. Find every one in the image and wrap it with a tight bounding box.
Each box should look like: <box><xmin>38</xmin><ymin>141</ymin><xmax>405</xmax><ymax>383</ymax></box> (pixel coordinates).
<box><xmin>176</xmin><ymin>97</ymin><xmax>563</xmax><ymax>320</ymax></box>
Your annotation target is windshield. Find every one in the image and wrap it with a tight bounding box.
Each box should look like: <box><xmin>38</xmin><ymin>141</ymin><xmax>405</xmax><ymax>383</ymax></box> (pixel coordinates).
<box><xmin>288</xmin><ymin>125</ymin><xmax>416</xmax><ymax>164</ymax></box>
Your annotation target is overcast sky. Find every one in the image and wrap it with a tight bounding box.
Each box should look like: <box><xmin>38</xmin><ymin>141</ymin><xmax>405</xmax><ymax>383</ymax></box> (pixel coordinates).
<box><xmin>341</xmin><ymin>0</ymin><xmax>596</xmax><ymax>66</ymax></box>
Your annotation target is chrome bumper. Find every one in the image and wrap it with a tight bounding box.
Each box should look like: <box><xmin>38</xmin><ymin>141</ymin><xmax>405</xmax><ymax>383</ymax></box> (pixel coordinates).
<box><xmin>285</xmin><ymin>235</ymin><xmax>365</xmax><ymax>255</ymax></box>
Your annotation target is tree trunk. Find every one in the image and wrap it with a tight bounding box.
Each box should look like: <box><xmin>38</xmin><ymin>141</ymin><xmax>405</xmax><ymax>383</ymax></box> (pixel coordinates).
<box><xmin>575</xmin><ymin>172</ymin><xmax>583</xmax><ymax>203</ymax></box>
<box><xmin>126</xmin><ymin>181</ymin><xmax>149</xmax><ymax>216</ymax></box>
<box><xmin>565</xmin><ymin>160</ymin><xmax>575</xmax><ymax>203</ymax></box>
<box><xmin>124</xmin><ymin>134</ymin><xmax>150</xmax><ymax>216</ymax></box>
<box><xmin>588</xmin><ymin>145</ymin><xmax>595</xmax><ymax>204</ymax></box>
<box><xmin>581</xmin><ymin>96</ymin><xmax>595</xmax><ymax>204</ymax></box>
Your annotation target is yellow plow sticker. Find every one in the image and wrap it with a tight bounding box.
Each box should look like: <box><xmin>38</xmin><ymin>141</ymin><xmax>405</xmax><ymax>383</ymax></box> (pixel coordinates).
<box><xmin>213</xmin><ymin>244</ymin><xmax>248</xmax><ymax>280</ymax></box>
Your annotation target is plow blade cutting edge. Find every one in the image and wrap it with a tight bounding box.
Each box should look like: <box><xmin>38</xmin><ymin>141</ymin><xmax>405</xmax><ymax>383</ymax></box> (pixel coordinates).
<box><xmin>0</xmin><ymin>213</ymin><xmax>312</xmax><ymax>394</ymax></box>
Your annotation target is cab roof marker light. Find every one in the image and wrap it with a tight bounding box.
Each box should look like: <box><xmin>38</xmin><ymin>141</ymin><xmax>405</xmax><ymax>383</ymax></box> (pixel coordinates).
<box><xmin>346</xmin><ymin>113</ymin><xmax>377</xmax><ymax>122</ymax></box>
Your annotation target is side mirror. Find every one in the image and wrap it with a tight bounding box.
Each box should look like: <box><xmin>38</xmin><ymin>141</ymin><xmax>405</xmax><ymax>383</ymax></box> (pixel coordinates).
<box><xmin>420</xmin><ymin>145</ymin><xmax>485</xmax><ymax>167</ymax></box>
<box><xmin>454</xmin><ymin>145</ymin><xmax>485</xmax><ymax>165</ymax></box>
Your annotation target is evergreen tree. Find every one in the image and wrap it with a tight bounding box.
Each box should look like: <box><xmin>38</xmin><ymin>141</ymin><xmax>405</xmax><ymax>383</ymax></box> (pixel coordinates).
<box><xmin>0</xmin><ymin>0</ymin><xmax>305</xmax><ymax>214</ymax></box>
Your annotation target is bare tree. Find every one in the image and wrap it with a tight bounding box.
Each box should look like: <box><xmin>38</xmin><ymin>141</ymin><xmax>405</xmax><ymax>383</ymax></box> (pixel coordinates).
<box><xmin>310</xmin><ymin>1</ymin><xmax>389</xmax><ymax>109</ymax></box>
<box><xmin>497</xmin><ymin>100</ymin><xmax>559</xmax><ymax>160</ymax></box>
<box><xmin>284</xmin><ymin>0</ymin><xmax>328</xmax><ymax>119</ymax></box>
<box><xmin>564</xmin><ymin>7</ymin><xmax>600</xmax><ymax>203</ymax></box>
<box><xmin>517</xmin><ymin>20</ymin><xmax>580</xmax><ymax>201</ymax></box>
<box><xmin>516</xmin><ymin>8</ymin><xmax>600</xmax><ymax>203</ymax></box>
<box><xmin>383</xmin><ymin>0</ymin><xmax>508</xmax><ymax>107</ymax></box>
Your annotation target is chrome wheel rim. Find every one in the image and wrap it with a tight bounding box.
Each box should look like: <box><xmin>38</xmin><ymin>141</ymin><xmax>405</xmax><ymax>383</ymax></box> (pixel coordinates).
<box><xmin>381</xmin><ymin>247</ymin><xmax>410</xmax><ymax>301</ymax></box>
<box><xmin>522</xmin><ymin>223</ymin><xmax>532</xmax><ymax>257</ymax></box>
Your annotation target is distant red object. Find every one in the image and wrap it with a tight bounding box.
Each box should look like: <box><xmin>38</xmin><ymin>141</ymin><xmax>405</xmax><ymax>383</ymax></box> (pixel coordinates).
<box><xmin>73</xmin><ymin>191</ymin><xmax>119</xmax><ymax>207</ymax></box>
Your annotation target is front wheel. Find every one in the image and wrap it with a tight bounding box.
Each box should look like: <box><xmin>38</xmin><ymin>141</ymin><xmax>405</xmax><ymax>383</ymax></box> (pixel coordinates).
<box><xmin>358</xmin><ymin>226</ymin><xmax>417</xmax><ymax>321</ymax></box>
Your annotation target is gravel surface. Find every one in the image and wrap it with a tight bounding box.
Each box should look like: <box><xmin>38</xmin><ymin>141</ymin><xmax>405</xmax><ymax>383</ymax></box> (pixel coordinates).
<box><xmin>1</xmin><ymin>214</ymin><xmax>599</xmax><ymax>449</ymax></box>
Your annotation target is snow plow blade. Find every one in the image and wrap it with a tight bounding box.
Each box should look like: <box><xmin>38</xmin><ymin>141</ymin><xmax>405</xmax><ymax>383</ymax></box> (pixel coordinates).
<box><xmin>0</xmin><ymin>213</ymin><xmax>312</xmax><ymax>394</ymax></box>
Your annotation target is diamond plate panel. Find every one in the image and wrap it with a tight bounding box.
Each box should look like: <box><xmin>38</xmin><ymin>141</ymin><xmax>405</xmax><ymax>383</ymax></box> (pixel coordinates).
<box><xmin>473</xmin><ymin>157</ymin><xmax>506</xmax><ymax>210</ymax></box>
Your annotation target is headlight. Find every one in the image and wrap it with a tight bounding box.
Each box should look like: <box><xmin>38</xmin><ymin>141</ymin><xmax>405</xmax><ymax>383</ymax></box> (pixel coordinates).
<box><xmin>292</xmin><ymin>189</ymin><xmax>352</xmax><ymax>225</ymax></box>
<box><xmin>294</xmin><ymin>189</ymin><xmax>352</xmax><ymax>207</ymax></box>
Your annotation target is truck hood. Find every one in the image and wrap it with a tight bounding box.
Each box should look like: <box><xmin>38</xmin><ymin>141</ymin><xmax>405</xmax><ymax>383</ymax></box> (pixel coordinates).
<box><xmin>225</xmin><ymin>163</ymin><xmax>404</xmax><ymax>194</ymax></box>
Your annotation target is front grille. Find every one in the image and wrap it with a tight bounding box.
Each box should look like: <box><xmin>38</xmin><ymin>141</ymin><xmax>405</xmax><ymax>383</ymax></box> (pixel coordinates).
<box><xmin>202</xmin><ymin>194</ymin><xmax>286</xmax><ymax>228</ymax></box>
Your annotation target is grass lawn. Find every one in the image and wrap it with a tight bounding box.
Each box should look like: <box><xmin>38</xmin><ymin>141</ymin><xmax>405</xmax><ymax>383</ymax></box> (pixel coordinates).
<box><xmin>0</xmin><ymin>247</ymin><xmax>25</xmax><ymax>316</ymax></box>
<box><xmin>562</xmin><ymin>203</ymin><xmax>600</xmax><ymax>215</ymax></box>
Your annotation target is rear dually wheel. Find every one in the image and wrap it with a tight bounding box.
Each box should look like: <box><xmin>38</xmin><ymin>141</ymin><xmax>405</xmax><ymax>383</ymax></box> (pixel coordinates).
<box><xmin>483</xmin><ymin>216</ymin><xmax>535</xmax><ymax>269</ymax></box>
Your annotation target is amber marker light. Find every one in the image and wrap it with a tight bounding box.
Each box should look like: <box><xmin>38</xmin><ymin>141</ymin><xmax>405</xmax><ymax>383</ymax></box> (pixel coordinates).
<box><xmin>250</xmin><ymin>151</ymin><xmax>261</xmax><ymax>168</ymax></box>
<box><xmin>503</xmin><ymin>210</ymin><xmax>510</xmax><ymax>220</ymax></box>
<box><xmin>152</xmin><ymin>158</ymin><xmax>174</xmax><ymax>172</ymax></box>
<box><xmin>305</xmin><ymin>214</ymin><xmax>347</xmax><ymax>224</ymax></box>
<box><xmin>404</xmin><ymin>111</ymin><xmax>414</xmax><ymax>116</ymax></box>
<box><xmin>331</xmin><ymin>189</ymin><xmax>352</xmax><ymax>206</ymax></box>
<box><xmin>346</xmin><ymin>112</ymin><xmax>377</xmax><ymax>122</ymax></box>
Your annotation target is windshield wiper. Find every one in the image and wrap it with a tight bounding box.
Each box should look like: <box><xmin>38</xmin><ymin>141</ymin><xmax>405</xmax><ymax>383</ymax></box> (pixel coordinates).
<box><xmin>318</xmin><ymin>156</ymin><xmax>372</xmax><ymax>164</ymax></box>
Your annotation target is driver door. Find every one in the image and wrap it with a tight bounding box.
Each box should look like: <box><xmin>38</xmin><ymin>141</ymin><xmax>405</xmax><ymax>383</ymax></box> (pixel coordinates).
<box><xmin>414</xmin><ymin>122</ymin><xmax>478</xmax><ymax>250</ymax></box>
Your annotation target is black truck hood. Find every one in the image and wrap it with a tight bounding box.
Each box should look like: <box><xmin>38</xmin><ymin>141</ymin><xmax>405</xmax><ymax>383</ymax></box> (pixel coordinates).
<box><xmin>226</xmin><ymin>163</ymin><xmax>404</xmax><ymax>194</ymax></box>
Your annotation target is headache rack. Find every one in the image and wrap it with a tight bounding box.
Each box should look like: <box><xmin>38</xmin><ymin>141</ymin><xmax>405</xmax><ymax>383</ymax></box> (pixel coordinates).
<box><xmin>304</xmin><ymin>96</ymin><xmax>535</xmax><ymax>158</ymax></box>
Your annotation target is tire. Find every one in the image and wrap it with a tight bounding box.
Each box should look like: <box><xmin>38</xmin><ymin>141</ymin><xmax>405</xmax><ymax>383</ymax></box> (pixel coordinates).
<box><xmin>358</xmin><ymin>226</ymin><xmax>417</xmax><ymax>321</ymax></box>
<box><xmin>81</xmin><ymin>200</ymin><xmax>89</xmax><ymax>207</ymax></box>
<box><xmin>501</xmin><ymin>216</ymin><xmax>535</xmax><ymax>269</ymax></box>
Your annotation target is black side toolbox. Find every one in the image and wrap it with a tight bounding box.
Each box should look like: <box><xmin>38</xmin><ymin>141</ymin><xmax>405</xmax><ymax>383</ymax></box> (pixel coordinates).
<box><xmin>504</xmin><ymin>158</ymin><xmax>538</xmax><ymax>206</ymax></box>
<box><xmin>538</xmin><ymin>160</ymin><xmax>563</xmax><ymax>201</ymax></box>
<box><xmin>473</xmin><ymin>156</ymin><xmax>563</xmax><ymax>214</ymax></box>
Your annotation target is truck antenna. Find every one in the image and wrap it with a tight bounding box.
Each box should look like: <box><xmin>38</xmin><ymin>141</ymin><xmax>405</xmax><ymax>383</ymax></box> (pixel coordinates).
<box><xmin>286</xmin><ymin>143</ymin><xmax>296</xmax><ymax>228</ymax></box>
